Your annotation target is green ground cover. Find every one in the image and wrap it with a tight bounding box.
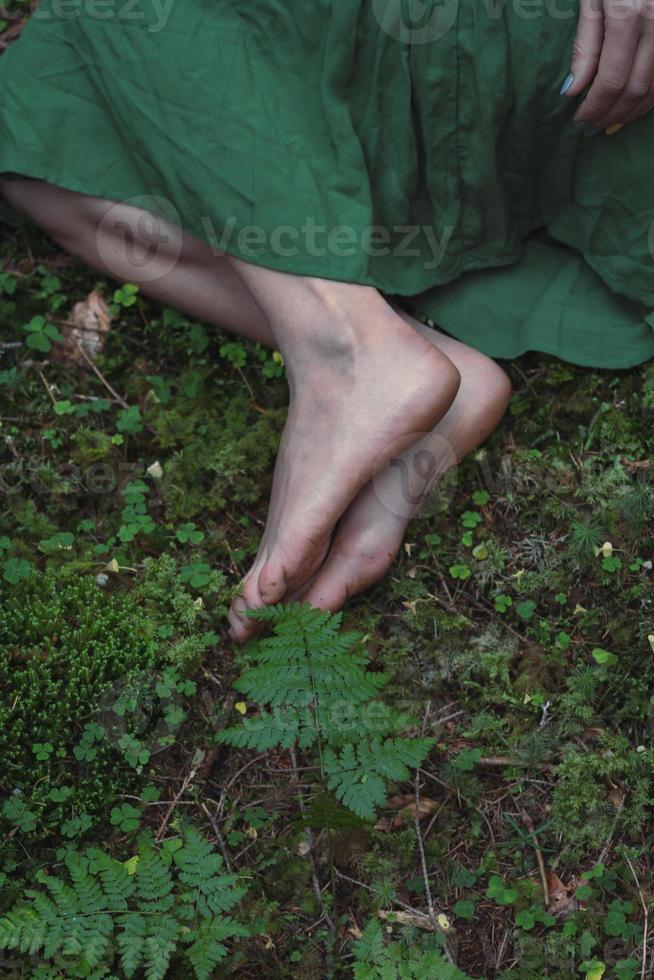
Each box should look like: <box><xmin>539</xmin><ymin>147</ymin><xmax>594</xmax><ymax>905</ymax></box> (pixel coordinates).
<box><xmin>0</xmin><ymin>192</ymin><xmax>653</xmax><ymax>977</ymax></box>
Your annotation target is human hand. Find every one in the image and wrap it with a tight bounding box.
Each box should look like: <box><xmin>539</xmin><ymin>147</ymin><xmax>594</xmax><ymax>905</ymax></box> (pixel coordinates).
<box><xmin>561</xmin><ymin>0</ymin><xmax>654</xmax><ymax>134</ymax></box>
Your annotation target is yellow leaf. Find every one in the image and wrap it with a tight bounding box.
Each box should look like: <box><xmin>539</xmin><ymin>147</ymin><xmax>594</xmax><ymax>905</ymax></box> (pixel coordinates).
<box><xmin>437</xmin><ymin>914</ymin><xmax>451</xmax><ymax>932</ymax></box>
<box><xmin>123</xmin><ymin>855</ymin><xmax>139</xmax><ymax>876</ymax></box>
<box><xmin>601</xmin><ymin>541</ymin><xmax>613</xmax><ymax>558</ymax></box>
<box><xmin>648</xmin><ymin>635</ymin><xmax>654</xmax><ymax>654</ymax></box>
<box><xmin>573</xmin><ymin>603</ymin><xmax>587</xmax><ymax>615</ymax></box>
<box><xmin>472</xmin><ymin>544</ymin><xmax>489</xmax><ymax>561</ymax></box>
<box><xmin>235</xmin><ymin>702</ymin><xmax>247</xmax><ymax>715</ymax></box>
<box><xmin>105</xmin><ymin>558</ymin><xmax>120</xmax><ymax>574</ymax></box>
<box><xmin>585</xmin><ymin>963</ymin><xmax>605</xmax><ymax>980</ymax></box>
<box><xmin>272</xmin><ymin>350</ymin><xmax>284</xmax><ymax>366</ymax></box>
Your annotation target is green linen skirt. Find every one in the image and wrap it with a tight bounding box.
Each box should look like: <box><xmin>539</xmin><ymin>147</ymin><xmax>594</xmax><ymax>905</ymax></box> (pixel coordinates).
<box><xmin>1</xmin><ymin>0</ymin><xmax>654</xmax><ymax>368</ymax></box>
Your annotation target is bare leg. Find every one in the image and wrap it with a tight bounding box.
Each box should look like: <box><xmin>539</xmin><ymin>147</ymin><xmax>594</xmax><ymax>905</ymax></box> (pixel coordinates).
<box><xmin>0</xmin><ymin>177</ymin><xmax>272</xmax><ymax>344</ymax></box>
<box><xmin>1</xmin><ymin>178</ymin><xmax>508</xmax><ymax>639</ymax></box>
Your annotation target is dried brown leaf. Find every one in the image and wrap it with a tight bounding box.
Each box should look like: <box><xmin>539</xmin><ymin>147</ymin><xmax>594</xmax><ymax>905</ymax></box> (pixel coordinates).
<box><xmin>383</xmin><ymin>794</ymin><xmax>440</xmax><ymax>829</ymax></box>
<box><xmin>546</xmin><ymin>870</ymin><xmax>574</xmax><ymax>915</ymax></box>
<box><xmin>52</xmin><ymin>290</ymin><xmax>112</xmax><ymax>369</ymax></box>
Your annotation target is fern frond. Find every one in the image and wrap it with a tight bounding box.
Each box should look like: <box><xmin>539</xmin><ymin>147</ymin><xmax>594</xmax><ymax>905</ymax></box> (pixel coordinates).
<box><xmin>324</xmin><ymin>738</ymin><xmax>433</xmax><ymax>820</ymax></box>
<box><xmin>219</xmin><ymin>706</ymin><xmax>303</xmax><ymax>750</ymax></box>
<box><xmin>174</xmin><ymin>827</ymin><xmax>247</xmax><ymax>918</ymax></box>
<box><xmin>134</xmin><ymin>842</ymin><xmax>175</xmax><ymax>908</ymax></box>
<box><xmin>116</xmin><ymin>912</ymin><xmax>146</xmax><ymax>978</ymax></box>
<box><xmin>221</xmin><ymin>603</ymin><xmax>434</xmax><ymax>821</ymax></box>
<box><xmin>185</xmin><ymin>917</ymin><xmax>250</xmax><ymax>980</ymax></box>
<box><xmin>66</xmin><ymin>853</ymin><xmax>106</xmax><ymax>913</ymax></box>
<box><xmin>143</xmin><ymin>912</ymin><xmax>178</xmax><ymax>980</ymax></box>
<box><xmin>88</xmin><ymin>849</ymin><xmax>135</xmax><ymax>910</ymax></box>
<box><xmin>0</xmin><ymin>829</ymin><xmax>246</xmax><ymax>976</ymax></box>
<box><xmin>353</xmin><ymin>918</ymin><xmax>472</xmax><ymax>979</ymax></box>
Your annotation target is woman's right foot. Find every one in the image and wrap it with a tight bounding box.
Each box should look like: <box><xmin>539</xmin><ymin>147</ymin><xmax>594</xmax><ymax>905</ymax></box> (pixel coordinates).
<box><xmin>292</xmin><ymin>334</ymin><xmax>513</xmax><ymax>613</ymax></box>
<box><xmin>228</xmin><ymin>288</ymin><xmax>461</xmax><ymax>641</ymax></box>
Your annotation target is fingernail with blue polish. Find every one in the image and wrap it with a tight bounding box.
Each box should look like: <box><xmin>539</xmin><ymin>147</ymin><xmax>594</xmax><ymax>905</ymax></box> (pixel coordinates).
<box><xmin>583</xmin><ymin>127</ymin><xmax>601</xmax><ymax>138</ymax></box>
<box><xmin>560</xmin><ymin>72</ymin><xmax>574</xmax><ymax>95</ymax></box>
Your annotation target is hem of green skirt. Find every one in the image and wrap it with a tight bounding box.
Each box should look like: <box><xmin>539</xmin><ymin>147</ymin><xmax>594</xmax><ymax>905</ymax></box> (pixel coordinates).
<box><xmin>0</xmin><ymin>158</ymin><xmax>527</xmax><ymax>292</ymax></box>
<box><xmin>2</xmin><ymin>161</ymin><xmax>654</xmax><ymax>370</ymax></box>
<box><xmin>404</xmin><ymin>310</ymin><xmax>654</xmax><ymax>371</ymax></box>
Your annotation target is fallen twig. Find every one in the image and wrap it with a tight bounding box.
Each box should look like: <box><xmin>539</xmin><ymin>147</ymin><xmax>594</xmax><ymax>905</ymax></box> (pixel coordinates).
<box><xmin>521</xmin><ymin>811</ymin><xmax>549</xmax><ymax>907</ymax></box>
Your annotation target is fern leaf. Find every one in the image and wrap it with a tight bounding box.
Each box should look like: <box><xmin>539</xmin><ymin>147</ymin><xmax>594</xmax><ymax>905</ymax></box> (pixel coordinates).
<box><xmin>218</xmin><ymin>707</ymin><xmax>303</xmax><ymax>750</ymax></box>
<box><xmin>143</xmin><ymin>912</ymin><xmax>178</xmax><ymax>980</ymax></box>
<box><xmin>353</xmin><ymin>919</ymin><xmax>473</xmax><ymax>979</ymax></box>
<box><xmin>353</xmin><ymin>918</ymin><xmax>385</xmax><ymax>964</ymax></box>
<box><xmin>175</xmin><ymin>828</ymin><xmax>247</xmax><ymax>918</ymax></box>
<box><xmin>324</xmin><ymin>737</ymin><xmax>433</xmax><ymax>820</ymax></box>
<box><xmin>116</xmin><ymin>912</ymin><xmax>146</xmax><ymax>978</ymax></box>
<box><xmin>66</xmin><ymin>853</ymin><xmax>106</xmax><ymax>913</ymax></box>
<box><xmin>324</xmin><ymin>745</ymin><xmax>387</xmax><ymax>820</ymax></box>
<box><xmin>88</xmin><ymin>849</ymin><xmax>135</xmax><ymax>910</ymax></box>
<box><xmin>186</xmin><ymin>917</ymin><xmax>249</xmax><ymax>980</ymax></box>
<box><xmin>134</xmin><ymin>841</ymin><xmax>175</xmax><ymax>907</ymax></box>
<box><xmin>64</xmin><ymin>914</ymin><xmax>112</xmax><ymax>968</ymax></box>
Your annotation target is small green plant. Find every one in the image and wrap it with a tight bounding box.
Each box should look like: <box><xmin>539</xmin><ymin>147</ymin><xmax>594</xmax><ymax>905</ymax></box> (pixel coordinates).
<box><xmin>22</xmin><ymin>314</ymin><xmax>61</xmax><ymax>352</ymax></box>
<box><xmin>219</xmin><ymin>604</ymin><xmax>433</xmax><ymax>820</ymax></box>
<box><xmin>0</xmin><ymin>827</ymin><xmax>248</xmax><ymax>978</ymax></box>
<box><xmin>113</xmin><ymin>282</ymin><xmax>139</xmax><ymax>307</ymax></box>
<box><xmin>486</xmin><ymin>874</ymin><xmax>519</xmax><ymax>906</ymax></box>
<box><xmin>352</xmin><ymin>919</ymin><xmax>470</xmax><ymax>979</ymax></box>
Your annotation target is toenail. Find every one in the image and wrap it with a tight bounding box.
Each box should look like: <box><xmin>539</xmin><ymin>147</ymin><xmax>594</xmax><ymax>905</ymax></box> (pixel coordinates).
<box><xmin>233</xmin><ymin>596</ymin><xmax>248</xmax><ymax>617</ymax></box>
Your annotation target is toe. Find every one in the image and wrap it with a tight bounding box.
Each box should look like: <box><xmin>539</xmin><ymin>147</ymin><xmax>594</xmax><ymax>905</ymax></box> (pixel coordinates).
<box><xmin>257</xmin><ymin>559</ymin><xmax>288</xmax><ymax>605</ymax></box>
<box><xmin>228</xmin><ymin>578</ymin><xmax>267</xmax><ymax>642</ymax></box>
<box><xmin>302</xmin><ymin>546</ymin><xmax>396</xmax><ymax>613</ymax></box>
<box><xmin>228</xmin><ymin>598</ymin><xmax>253</xmax><ymax>643</ymax></box>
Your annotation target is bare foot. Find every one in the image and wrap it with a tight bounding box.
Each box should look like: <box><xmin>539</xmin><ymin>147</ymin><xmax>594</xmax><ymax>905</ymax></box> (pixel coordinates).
<box><xmin>227</xmin><ymin>289</ymin><xmax>461</xmax><ymax>641</ymax></box>
<box><xmin>286</xmin><ymin>318</ymin><xmax>513</xmax><ymax>613</ymax></box>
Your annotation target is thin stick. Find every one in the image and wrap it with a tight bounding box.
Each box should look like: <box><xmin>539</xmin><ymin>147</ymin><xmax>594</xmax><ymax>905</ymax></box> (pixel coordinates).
<box><xmin>414</xmin><ymin>765</ymin><xmax>436</xmax><ymax>924</ymax></box>
<box><xmin>155</xmin><ymin>770</ymin><xmax>194</xmax><ymax>841</ymax></box>
<box><xmin>624</xmin><ymin>851</ymin><xmax>649</xmax><ymax>980</ymax></box>
<box><xmin>414</xmin><ymin>707</ymin><xmax>455</xmax><ymax>963</ymax></box>
<box><xmin>199</xmin><ymin>801</ymin><xmax>233</xmax><ymax>874</ymax></box>
<box><xmin>333</xmin><ymin>868</ymin><xmax>428</xmax><ymax>919</ymax></box>
<box><xmin>75</xmin><ymin>340</ymin><xmax>129</xmax><ymax>408</ymax></box>
<box><xmin>290</xmin><ymin>746</ymin><xmax>334</xmax><ymax>931</ymax></box>
<box><xmin>521</xmin><ymin>811</ymin><xmax>550</xmax><ymax>908</ymax></box>
<box><xmin>37</xmin><ymin>368</ymin><xmax>57</xmax><ymax>407</ymax></box>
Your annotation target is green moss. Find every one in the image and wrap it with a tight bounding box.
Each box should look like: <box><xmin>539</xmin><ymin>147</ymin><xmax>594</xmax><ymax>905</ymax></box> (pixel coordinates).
<box><xmin>0</xmin><ymin>570</ymin><xmax>160</xmax><ymax>838</ymax></box>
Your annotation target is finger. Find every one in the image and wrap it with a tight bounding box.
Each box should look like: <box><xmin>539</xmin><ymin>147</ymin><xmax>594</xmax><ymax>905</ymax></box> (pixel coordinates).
<box><xmin>623</xmin><ymin>91</ymin><xmax>654</xmax><ymax>127</ymax></box>
<box><xmin>575</xmin><ymin>17</ymin><xmax>641</xmax><ymax>126</ymax></box>
<box><xmin>563</xmin><ymin>0</ymin><xmax>605</xmax><ymax>98</ymax></box>
<box><xmin>596</xmin><ymin>36</ymin><xmax>654</xmax><ymax>129</ymax></box>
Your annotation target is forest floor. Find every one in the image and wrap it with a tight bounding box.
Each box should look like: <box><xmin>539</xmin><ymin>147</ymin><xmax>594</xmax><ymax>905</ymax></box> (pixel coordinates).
<box><xmin>1</xmin><ymin>196</ymin><xmax>654</xmax><ymax>977</ymax></box>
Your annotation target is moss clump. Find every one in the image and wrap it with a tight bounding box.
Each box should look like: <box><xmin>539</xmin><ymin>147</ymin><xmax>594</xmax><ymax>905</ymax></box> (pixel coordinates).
<box><xmin>0</xmin><ymin>571</ymin><xmax>158</xmax><ymax>839</ymax></box>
